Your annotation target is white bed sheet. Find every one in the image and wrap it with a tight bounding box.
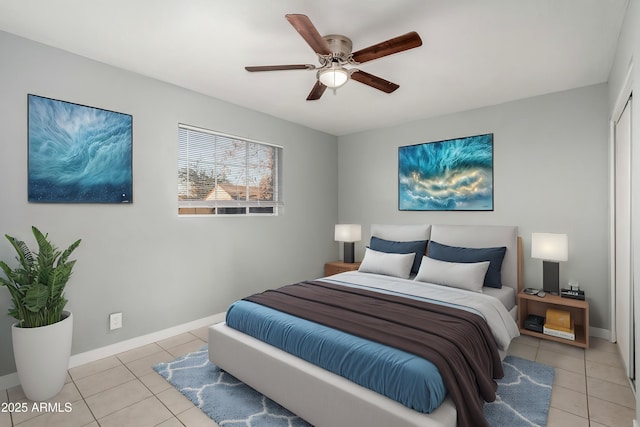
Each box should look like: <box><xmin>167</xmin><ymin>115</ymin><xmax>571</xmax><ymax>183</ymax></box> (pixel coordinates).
<box><xmin>324</xmin><ymin>271</ymin><xmax>520</xmax><ymax>351</ymax></box>
<box><xmin>483</xmin><ymin>285</ymin><xmax>516</xmax><ymax>312</ymax></box>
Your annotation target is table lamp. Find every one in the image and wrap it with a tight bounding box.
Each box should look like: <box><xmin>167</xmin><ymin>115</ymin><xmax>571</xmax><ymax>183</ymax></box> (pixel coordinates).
<box><xmin>335</xmin><ymin>224</ymin><xmax>362</xmax><ymax>263</ymax></box>
<box><xmin>531</xmin><ymin>232</ymin><xmax>568</xmax><ymax>295</ymax></box>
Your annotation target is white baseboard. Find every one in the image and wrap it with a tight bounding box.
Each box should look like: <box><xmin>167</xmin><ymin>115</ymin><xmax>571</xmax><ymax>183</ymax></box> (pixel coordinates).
<box><xmin>0</xmin><ymin>318</ymin><xmax>615</xmax><ymax>391</ymax></box>
<box><xmin>68</xmin><ymin>312</ymin><xmax>225</xmax><ymax>368</ymax></box>
<box><xmin>0</xmin><ymin>312</ymin><xmax>225</xmax><ymax>391</ymax></box>
<box><xmin>589</xmin><ymin>326</ymin><xmax>611</xmax><ymax>341</ymax></box>
<box><xmin>0</xmin><ymin>373</ymin><xmax>19</xmax><ymax>392</ymax></box>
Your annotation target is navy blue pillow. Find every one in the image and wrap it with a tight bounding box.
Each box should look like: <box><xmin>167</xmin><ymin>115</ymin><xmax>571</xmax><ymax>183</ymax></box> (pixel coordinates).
<box><xmin>427</xmin><ymin>241</ymin><xmax>507</xmax><ymax>288</ymax></box>
<box><xmin>370</xmin><ymin>236</ymin><xmax>428</xmax><ymax>274</ymax></box>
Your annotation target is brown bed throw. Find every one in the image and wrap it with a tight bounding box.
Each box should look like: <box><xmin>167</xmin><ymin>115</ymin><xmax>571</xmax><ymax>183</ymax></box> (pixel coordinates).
<box><xmin>244</xmin><ymin>280</ymin><xmax>503</xmax><ymax>427</ymax></box>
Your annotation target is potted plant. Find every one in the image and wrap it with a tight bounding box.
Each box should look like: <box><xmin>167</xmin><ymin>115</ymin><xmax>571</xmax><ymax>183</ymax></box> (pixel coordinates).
<box><xmin>0</xmin><ymin>226</ymin><xmax>81</xmax><ymax>401</ymax></box>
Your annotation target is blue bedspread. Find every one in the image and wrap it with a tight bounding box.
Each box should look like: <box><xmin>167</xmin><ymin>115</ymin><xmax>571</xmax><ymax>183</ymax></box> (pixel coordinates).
<box><xmin>226</xmin><ymin>300</ymin><xmax>446</xmax><ymax>413</ymax></box>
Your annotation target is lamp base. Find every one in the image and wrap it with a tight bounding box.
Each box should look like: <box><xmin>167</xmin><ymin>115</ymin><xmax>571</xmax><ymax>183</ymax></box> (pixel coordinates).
<box><xmin>542</xmin><ymin>261</ymin><xmax>560</xmax><ymax>295</ymax></box>
<box><xmin>343</xmin><ymin>242</ymin><xmax>355</xmax><ymax>264</ymax></box>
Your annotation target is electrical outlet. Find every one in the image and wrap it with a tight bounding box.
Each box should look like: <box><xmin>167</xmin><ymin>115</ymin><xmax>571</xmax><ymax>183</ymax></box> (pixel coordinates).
<box><xmin>109</xmin><ymin>312</ymin><xmax>122</xmax><ymax>330</ymax></box>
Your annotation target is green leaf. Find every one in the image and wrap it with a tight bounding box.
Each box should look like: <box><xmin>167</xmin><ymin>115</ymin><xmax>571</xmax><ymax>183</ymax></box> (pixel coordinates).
<box><xmin>58</xmin><ymin>239</ymin><xmax>81</xmax><ymax>266</ymax></box>
<box><xmin>24</xmin><ymin>284</ymin><xmax>48</xmax><ymax>312</ymax></box>
<box><xmin>0</xmin><ymin>227</ymin><xmax>81</xmax><ymax>326</ymax></box>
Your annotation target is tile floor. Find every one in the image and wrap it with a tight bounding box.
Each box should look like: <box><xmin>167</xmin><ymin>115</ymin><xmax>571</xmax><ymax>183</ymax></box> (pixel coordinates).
<box><xmin>0</xmin><ymin>328</ymin><xmax>636</xmax><ymax>426</ymax></box>
<box><xmin>508</xmin><ymin>334</ymin><xmax>636</xmax><ymax>426</ymax></box>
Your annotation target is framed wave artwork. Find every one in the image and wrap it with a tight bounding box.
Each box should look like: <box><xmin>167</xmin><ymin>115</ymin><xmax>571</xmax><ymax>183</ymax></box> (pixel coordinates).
<box><xmin>398</xmin><ymin>133</ymin><xmax>494</xmax><ymax>211</ymax></box>
<box><xmin>28</xmin><ymin>94</ymin><xmax>133</xmax><ymax>203</ymax></box>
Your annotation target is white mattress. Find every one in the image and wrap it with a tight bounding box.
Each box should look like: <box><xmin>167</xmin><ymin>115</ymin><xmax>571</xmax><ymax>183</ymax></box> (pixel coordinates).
<box><xmin>482</xmin><ymin>284</ymin><xmax>516</xmax><ymax>312</ymax></box>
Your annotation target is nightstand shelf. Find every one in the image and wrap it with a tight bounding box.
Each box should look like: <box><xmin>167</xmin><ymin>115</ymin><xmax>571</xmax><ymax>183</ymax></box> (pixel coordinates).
<box><xmin>517</xmin><ymin>291</ymin><xmax>589</xmax><ymax>348</ymax></box>
<box><xmin>324</xmin><ymin>261</ymin><xmax>361</xmax><ymax>276</ymax></box>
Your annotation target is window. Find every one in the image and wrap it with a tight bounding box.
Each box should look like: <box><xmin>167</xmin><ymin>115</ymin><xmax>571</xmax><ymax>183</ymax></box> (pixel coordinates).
<box><xmin>178</xmin><ymin>124</ymin><xmax>283</xmax><ymax>215</ymax></box>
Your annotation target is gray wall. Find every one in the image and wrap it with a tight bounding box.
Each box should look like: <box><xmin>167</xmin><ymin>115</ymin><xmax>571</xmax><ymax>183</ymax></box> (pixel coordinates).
<box><xmin>0</xmin><ymin>31</ymin><xmax>339</xmax><ymax>376</ymax></box>
<box><xmin>337</xmin><ymin>84</ymin><xmax>610</xmax><ymax>330</ymax></box>
<box><xmin>0</xmin><ymin>26</ymin><xmax>614</xmax><ymax>380</ymax></box>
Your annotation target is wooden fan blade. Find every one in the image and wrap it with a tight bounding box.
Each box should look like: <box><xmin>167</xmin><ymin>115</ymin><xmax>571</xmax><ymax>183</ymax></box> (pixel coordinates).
<box><xmin>245</xmin><ymin>64</ymin><xmax>315</xmax><ymax>72</ymax></box>
<box><xmin>285</xmin><ymin>14</ymin><xmax>332</xmax><ymax>56</ymax></box>
<box><xmin>351</xmin><ymin>31</ymin><xmax>422</xmax><ymax>64</ymax></box>
<box><xmin>350</xmin><ymin>70</ymin><xmax>399</xmax><ymax>93</ymax></box>
<box><xmin>306</xmin><ymin>81</ymin><xmax>327</xmax><ymax>100</ymax></box>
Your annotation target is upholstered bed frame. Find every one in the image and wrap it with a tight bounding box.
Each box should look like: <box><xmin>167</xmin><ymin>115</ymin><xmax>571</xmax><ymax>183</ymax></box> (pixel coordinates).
<box><xmin>209</xmin><ymin>224</ymin><xmax>522</xmax><ymax>427</ymax></box>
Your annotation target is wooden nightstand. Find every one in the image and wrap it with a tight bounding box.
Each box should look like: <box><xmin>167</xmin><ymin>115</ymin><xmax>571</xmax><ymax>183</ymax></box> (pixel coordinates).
<box><xmin>518</xmin><ymin>291</ymin><xmax>589</xmax><ymax>348</ymax></box>
<box><xmin>324</xmin><ymin>261</ymin><xmax>361</xmax><ymax>276</ymax></box>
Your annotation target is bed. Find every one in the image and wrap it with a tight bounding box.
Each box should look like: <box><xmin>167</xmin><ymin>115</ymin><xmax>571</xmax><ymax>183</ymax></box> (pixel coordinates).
<box><xmin>209</xmin><ymin>224</ymin><xmax>522</xmax><ymax>427</ymax></box>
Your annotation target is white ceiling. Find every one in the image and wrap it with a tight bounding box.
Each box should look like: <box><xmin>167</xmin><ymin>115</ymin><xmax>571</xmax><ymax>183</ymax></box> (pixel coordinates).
<box><xmin>0</xmin><ymin>0</ymin><xmax>629</xmax><ymax>136</ymax></box>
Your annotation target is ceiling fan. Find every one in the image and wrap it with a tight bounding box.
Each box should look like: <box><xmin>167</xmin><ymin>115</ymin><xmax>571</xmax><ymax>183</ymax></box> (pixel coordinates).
<box><xmin>245</xmin><ymin>14</ymin><xmax>423</xmax><ymax>100</ymax></box>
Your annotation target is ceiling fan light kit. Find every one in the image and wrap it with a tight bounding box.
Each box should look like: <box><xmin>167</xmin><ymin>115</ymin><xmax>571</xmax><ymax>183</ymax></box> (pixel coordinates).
<box><xmin>317</xmin><ymin>64</ymin><xmax>349</xmax><ymax>88</ymax></box>
<box><xmin>245</xmin><ymin>14</ymin><xmax>422</xmax><ymax>100</ymax></box>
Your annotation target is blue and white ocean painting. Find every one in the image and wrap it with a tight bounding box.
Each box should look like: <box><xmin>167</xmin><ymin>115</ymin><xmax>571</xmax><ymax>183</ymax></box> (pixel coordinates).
<box><xmin>28</xmin><ymin>95</ymin><xmax>132</xmax><ymax>203</ymax></box>
<box><xmin>398</xmin><ymin>134</ymin><xmax>493</xmax><ymax>211</ymax></box>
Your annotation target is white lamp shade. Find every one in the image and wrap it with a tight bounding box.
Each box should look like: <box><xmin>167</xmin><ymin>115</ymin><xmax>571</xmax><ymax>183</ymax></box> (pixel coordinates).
<box><xmin>318</xmin><ymin>67</ymin><xmax>349</xmax><ymax>88</ymax></box>
<box><xmin>531</xmin><ymin>233</ymin><xmax>568</xmax><ymax>262</ymax></box>
<box><xmin>335</xmin><ymin>224</ymin><xmax>362</xmax><ymax>242</ymax></box>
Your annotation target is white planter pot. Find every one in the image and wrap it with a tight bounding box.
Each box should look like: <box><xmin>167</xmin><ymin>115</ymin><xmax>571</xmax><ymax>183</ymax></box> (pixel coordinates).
<box><xmin>12</xmin><ymin>311</ymin><xmax>73</xmax><ymax>401</ymax></box>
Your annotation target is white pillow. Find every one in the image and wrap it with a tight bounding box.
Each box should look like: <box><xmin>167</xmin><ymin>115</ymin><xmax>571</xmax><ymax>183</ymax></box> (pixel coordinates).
<box><xmin>414</xmin><ymin>256</ymin><xmax>490</xmax><ymax>293</ymax></box>
<box><xmin>358</xmin><ymin>247</ymin><xmax>415</xmax><ymax>279</ymax></box>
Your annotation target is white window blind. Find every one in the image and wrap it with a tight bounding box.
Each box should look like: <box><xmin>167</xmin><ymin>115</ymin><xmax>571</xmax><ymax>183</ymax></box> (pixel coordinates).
<box><xmin>178</xmin><ymin>124</ymin><xmax>283</xmax><ymax>215</ymax></box>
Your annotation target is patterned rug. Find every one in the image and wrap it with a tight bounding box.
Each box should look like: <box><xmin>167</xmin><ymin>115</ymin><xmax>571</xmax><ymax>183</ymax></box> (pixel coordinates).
<box><xmin>154</xmin><ymin>347</ymin><xmax>553</xmax><ymax>427</ymax></box>
<box><xmin>485</xmin><ymin>356</ymin><xmax>555</xmax><ymax>426</ymax></box>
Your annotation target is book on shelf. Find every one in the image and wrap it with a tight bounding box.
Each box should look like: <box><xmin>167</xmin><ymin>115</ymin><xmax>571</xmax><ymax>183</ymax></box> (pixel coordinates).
<box><xmin>545</xmin><ymin>307</ymin><xmax>571</xmax><ymax>329</ymax></box>
<box><xmin>543</xmin><ymin>319</ymin><xmax>575</xmax><ymax>340</ymax></box>
<box><xmin>544</xmin><ymin>307</ymin><xmax>575</xmax><ymax>340</ymax></box>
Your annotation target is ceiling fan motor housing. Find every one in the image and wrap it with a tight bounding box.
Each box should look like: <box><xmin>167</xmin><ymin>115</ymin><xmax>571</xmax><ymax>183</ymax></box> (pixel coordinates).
<box><xmin>321</xmin><ymin>34</ymin><xmax>353</xmax><ymax>64</ymax></box>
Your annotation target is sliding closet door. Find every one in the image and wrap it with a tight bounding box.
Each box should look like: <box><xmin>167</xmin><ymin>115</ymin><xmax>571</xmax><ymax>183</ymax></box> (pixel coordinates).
<box><xmin>615</xmin><ymin>96</ymin><xmax>634</xmax><ymax>380</ymax></box>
